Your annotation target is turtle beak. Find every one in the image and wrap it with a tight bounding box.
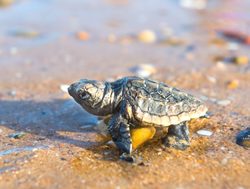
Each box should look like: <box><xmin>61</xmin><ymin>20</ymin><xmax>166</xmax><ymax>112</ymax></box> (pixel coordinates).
<box><xmin>68</xmin><ymin>84</ymin><xmax>76</xmax><ymax>97</ymax></box>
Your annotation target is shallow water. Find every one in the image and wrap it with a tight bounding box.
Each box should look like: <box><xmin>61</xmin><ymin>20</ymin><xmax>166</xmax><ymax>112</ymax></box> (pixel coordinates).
<box><xmin>0</xmin><ymin>145</ymin><xmax>48</xmax><ymax>157</ymax></box>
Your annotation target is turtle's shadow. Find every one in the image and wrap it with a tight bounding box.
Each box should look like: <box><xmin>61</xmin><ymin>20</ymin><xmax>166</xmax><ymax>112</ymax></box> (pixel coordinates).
<box><xmin>0</xmin><ymin>99</ymin><xmax>109</xmax><ymax>152</ymax></box>
<box><xmin>0</xmin><ymin>99</ymin><xmax>164</xmax><ymax>164</ymax></box>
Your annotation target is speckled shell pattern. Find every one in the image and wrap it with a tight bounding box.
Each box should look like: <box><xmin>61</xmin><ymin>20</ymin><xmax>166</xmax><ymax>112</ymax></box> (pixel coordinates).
<box><xmin>123</xmin><ymin>77</ymin><xmax>207</xmax><ymax>127</ymax></box>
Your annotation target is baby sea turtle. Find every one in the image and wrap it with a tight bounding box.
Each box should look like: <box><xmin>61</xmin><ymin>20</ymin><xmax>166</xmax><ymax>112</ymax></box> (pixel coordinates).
<box><xmin>68</xmin><ymin>76</ymin><xmax>208</xmax><ymax>157</ymax></box>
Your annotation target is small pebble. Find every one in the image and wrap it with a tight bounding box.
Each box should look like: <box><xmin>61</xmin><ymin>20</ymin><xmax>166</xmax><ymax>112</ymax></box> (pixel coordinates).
<box><xmin>8</xmin><ymin>90</ymin><xmax>16</xmax><ymax>97</ymax></box>
<box><xmin>199</xmin><ymin>95</ymin><xmax>209</xmax><ymax>101</ymax></box>
<box><xmin>60</xmin><ymin>84</ymin><xmax>70</xmax><ymax>93</ymax></box>
<box><xmin>207</xmin><ymin>76</ymin><xmax>217</xmax><ymax>84</ymax></box>
<box><xmin>129</xmin><ymin>64</ymin><xmax>157</xmax><ymax>78</ymax></box>
<box><xmin>197</xmin><ymin>129</ymin><xmax>213</xmax><ymax>136</ymax></box>
<box><xmin>76</xmin><ymin>31</ymin><xmax>90</xmax><ymax>41</ymax></box>
<box><xmin>0</xmin><ymin>0</ymin><xmax>13</xmax><ymax>7</ymax></box>
<box><xmin>9</xmin><ymin>30</ymin><xmax>40</xmax><ymax>38</ymax></box>
<box><xmin>220</xmin><ymin>146</ymin><xmax>226</xmax><ymax>151</ymax></box>
<box><xmin>220</xmin><ymin>30</ymin><xmax>250</xmax><ymax>45</ymax></box>
<box><xmin>179</xmin><ymin>0</ymin><xmax>207</xmax><ymax>10</ymax></box>
<box><xmin>221</xmin><ymin>158</ymin><xmax>228</xmax><ymax>165</ymax></box>
<box><xmin>138</xmin><ymin>30</ymin><xmax>156</xmax><ymax>43</ymax></box>
<box><xmin>155</xmin><ymin>148</ymin><xmax>162</xmax><ymax>152</ymax></box>
<box><xmin>157</xmin><ymin>151</ymin><xmax>162</xmax><ymax>155</ymax></box>
<box><xmin>60</xmin><ymin>157</ymin><xmax>67</xmax><ymax>161</ymax></box>
<box><xmin>227</xmin><ymin>42</ymin><xmax>239</xmax><ymax>51</ymax></box>
<box><xmin>216</xmin><ymin>61</ymin><xmax>227</xmax><ymax>70</ymax></box>
<box><xmin>209</xmin><ymin>38</ymin><xmax>227</xmax><ymax>47</ymax></box>
<box><xmin>236</xmin><ymin>128</ymin><xmax>250</xmax><ymax>148</ymax></box>
<box><xmin>227</xmin><ymin>80</ymin><xmax>239</xmax><ymax>90</ymax></box>
<box><xmin>161</xmin><ymin>37</ymin><xmax>186</xmax><ymax>46</ymax></box>
<box><xmin>8</xmin><ymin>132</ymin><xmax>26</xmax><ymax>139</ymax></box>
<box><xmin>237</xmin><ymin>187</ymin><xmax>245</xmax><ymax>189</ymax></box>
<box><xmin>216</xmin><ymin>99</ymin><xmax>231</xmax><ymax>106</ymax></box>
<box><xmin>161</xmin><ymin>26</ymin><xmax>173</xmax><ymax>37</ymax></box>
<box><xmin>107</xmin><ymin>34</ymin><xmax>117</xmax><ymax>43</ymax></box>
<box><xmin>233</xmin><ymin>56</ymin><xmax>248</xmax><ymax>65</ymax></box>
<box><xmin>214</xmin><ymin>55</ymin><xmax>248</xmax><ymax>66</ymax></box>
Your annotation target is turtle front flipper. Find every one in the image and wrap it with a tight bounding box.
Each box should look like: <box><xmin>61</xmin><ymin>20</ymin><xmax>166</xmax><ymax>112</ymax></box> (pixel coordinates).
<box><xmin>163</xmin><ymin>122</ymin><xmax>190</xmax><ymax>150</ymax></box>
<box><xmin>108</xmin><ymin>113</ymin><xmax>132</xmax><ymax>154</ymax></box>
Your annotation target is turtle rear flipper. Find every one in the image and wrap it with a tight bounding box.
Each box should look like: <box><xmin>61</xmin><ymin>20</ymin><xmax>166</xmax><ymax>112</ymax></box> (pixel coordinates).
<box><xmin>163</xmin><ymin>122</ymin><xmax>190</xmax><ymax>150</ymax></box>
<box><xmin>108</xmin><ymin>113</ymin><xmax>132</xmax><ymax>154</ymax></box>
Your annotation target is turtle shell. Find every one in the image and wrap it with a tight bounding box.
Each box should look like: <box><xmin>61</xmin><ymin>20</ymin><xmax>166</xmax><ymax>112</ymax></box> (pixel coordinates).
<box><xmin>123</xmin><ymin>77</ymin><xmax>207</xmax><ymax>127</ymax></box>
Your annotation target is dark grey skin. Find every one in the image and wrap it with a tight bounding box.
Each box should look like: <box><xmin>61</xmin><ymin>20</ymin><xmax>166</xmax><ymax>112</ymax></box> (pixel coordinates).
<box><xmin>68</xmin><ymin>78</ymin><xmax>134</xmax><ymax>154</ymax></box>
<box><xmin>68</xmin><ymin>76</ymin><xmax>208</xmax><ymax>157</ymax></box>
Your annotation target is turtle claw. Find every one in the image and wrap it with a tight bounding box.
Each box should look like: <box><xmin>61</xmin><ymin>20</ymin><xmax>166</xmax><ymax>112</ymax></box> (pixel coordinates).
<box><xmin>119</xmin><ymin>153</ymin><xmax>146</xmax><ymax>166</ymax></box>
<box><xmin>119</xmin><ymin>153</ymin><xmax>135</xmax><ymax>162</ymax></box>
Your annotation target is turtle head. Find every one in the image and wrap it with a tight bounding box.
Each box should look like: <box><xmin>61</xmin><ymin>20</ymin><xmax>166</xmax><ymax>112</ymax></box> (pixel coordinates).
<box><xmin>68</xmin><ymin>79</ymin><xmax>113</xmax><ymax>116</ymax></box>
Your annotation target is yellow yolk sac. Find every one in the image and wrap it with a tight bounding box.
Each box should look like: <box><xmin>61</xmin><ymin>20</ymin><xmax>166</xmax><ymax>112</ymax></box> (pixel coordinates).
<box><xmin>96</xmin><ymin>117</ymin><xmax>156</xmax><ymax>151</ymax></box>
<box><xmin>130</xmin><ymin>127</ymin><xmax>156</xmax><ymax>150</ymax></box>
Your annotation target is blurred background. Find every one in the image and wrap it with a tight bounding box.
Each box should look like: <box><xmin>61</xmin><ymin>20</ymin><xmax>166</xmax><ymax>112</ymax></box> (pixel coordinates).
<box><xmin>0</xmin><ymin>0</ymin><xmax>250</xmax><ymax>189</ymax></box>
<box><xmin>1</xmin><ymin>0</ymin><xmax>249</xmax><ymax>88</ymax></box>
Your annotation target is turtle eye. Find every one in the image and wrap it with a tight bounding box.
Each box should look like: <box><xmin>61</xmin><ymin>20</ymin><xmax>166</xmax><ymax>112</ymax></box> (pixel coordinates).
<box><xmin>78</xmin><ymin>89</ymin><xmax>89</xmax><ymax>99</ymax></box>
<box><xmin>80</xmin><ymin>92</ymin><xmax>86</xmax><ymax>98</ymax></box>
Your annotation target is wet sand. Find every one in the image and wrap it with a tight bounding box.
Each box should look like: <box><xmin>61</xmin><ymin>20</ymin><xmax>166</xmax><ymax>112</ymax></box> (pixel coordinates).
<box><xmin>0</xmin><ymin>0</ymin><xmax>250</xmax><ymax>189</ymax></box>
